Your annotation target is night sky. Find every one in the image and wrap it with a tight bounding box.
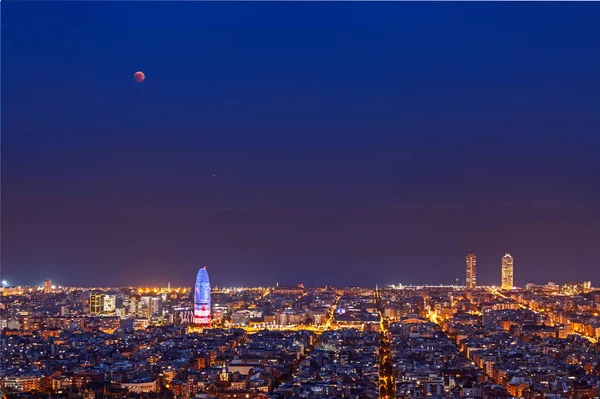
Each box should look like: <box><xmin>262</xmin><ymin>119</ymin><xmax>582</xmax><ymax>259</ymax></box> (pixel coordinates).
<box><xmin>2</xmin><ymin>2</ymin><xmax>600</xmax><ymax>288</ymax></box>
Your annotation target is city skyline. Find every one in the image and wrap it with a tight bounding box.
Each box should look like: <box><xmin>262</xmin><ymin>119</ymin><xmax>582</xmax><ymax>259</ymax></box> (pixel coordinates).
<box><xmin>0</xmin><ymin>251</ymin><xmax>592</xmax><ymax>289</ymax></box>
<box><xmin>3</xmin><ymin>2</ymin><xmax>600</xmax><ymax>398</ymax></box>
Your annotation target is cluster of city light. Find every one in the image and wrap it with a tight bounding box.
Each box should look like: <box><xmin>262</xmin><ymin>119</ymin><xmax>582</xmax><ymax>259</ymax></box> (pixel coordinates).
<box><xmin>323</xmin><ymin>295</ymin><xmax>341</xmax><ymax>330</ymax></box>
<box><xmin>389</xmin><ymin>284</ymin><xmax>465</xmax><ymax>290</ymax></box>
<box><xmin>427</xmin><ymin>309</ymin><xmax>440</xmax><ymax>324</ymax></box>
<box><xmin>224</xmin><ymin>323</ymin><xmax>332</xmax><ymax>334</ymax></box>
<box><xmin>212</xmin><ymin>287</ymin><xmax>269</xmax><ymax>294</ymax></box>
<box><xmin>136</xmin><ymin>287</ymin><xmax>189</xmax><ymax>294</ymax></box>
<box><xmin>486</xmin><ymin>286</ymin><xmax>598</xmax><ymax>344</ymax></box>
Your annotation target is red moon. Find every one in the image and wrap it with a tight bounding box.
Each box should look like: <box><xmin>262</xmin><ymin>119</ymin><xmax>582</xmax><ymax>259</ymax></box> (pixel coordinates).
<box><xmin>134</xmin><ymin>71</ymin><xmax>145</xmax><ymax>83</ymax></box>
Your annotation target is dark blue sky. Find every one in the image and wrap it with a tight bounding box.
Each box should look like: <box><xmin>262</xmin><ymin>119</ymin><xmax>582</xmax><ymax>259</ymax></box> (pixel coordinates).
<box><xmin>2</xmin><ymin>2</ymin><xmax>600</xmax><ymax>288</ymax></box>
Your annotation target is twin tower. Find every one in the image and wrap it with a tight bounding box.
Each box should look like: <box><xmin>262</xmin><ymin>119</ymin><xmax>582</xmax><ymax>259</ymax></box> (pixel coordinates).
<box><xmin>194</xmin><ymin>267</ymin><xmax>211</xmax><ymax>326</ymax></box>
<box><xmin>466</xmin><ymin>253</ymin><xmax>514</xmax><ymax>290</ymax></box>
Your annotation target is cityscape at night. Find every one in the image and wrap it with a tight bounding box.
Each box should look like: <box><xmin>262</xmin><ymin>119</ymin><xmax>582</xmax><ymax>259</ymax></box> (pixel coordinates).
<box><xmin>2</xmin><ymin>1</ymin><xmax>600</xmax><ymax>399</ymax></box>
<box><xmin>1</xmin><ymin>267</ymin><xmax>599</xmax><ymax>398</ymax></box>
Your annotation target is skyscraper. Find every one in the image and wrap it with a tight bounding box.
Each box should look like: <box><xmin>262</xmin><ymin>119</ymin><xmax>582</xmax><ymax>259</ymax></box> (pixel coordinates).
<box><xmin>43</xmin><ymin>280</ymin><xmax>52</xmax><ymax>294</ymax></box>
<box><xmin>194</xmin><ymin>267</ymin><xmax>211</xmax><ymax>326</ymax></box>
<box><xmin>90</xmin><ymin>293</ymin><xmax>104</xmax><ymax>315</ymax></box>
<box><xmin>139</xmin><ymin>296</ymin><xmax>152</xmax><ymax>319</ymax></box>
<box><xmin>103</xmin><ymin>294</ymin><xmax>116</xmax><ymax>315</ymax></box>
<box><xmin>501</xmin><ymin>253</ymin><xmax>514</xmax><ymax>290</ymax></box>
<box><xmin>150</xmin><ymin>297</ymin><xmax>162</xmax><ymax>317</ymax></box>
<box><xmin>465</xmin><ymin>253</ymin><xmax>476</xmax><ymax>289</ymax></box>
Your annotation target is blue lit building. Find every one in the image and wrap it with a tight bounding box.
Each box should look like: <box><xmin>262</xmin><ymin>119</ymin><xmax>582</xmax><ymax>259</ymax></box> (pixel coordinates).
<box><xmin>194</xmin><ymin>267</ymin><xmax>211</xmax><ymax>326</ymax></box>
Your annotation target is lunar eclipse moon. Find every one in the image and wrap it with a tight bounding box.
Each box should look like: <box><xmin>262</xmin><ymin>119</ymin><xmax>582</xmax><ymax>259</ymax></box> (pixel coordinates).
<box><xmin>133</xmin><ymin>71</ymin><xmax>145</xmax><ymax>83</ymax></box>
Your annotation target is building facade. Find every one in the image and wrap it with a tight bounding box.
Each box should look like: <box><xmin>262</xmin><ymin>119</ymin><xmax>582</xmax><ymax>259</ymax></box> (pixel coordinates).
<box><xmin>465</xmin><ymin>253</ymin><xmax>476</xmax><ymax>289</ymax></box>
<box><xmin>90</xmin><ymin>293</ymin><xmax>104</xmax><ymax>315</ymax></box>
<box><xmin>121</xmin><ymin>379</ymin><xmax>157</xmax><ymax>393</ymax></box>
<box><xmin>501</xmin><ymin>253</ymin><xmax>514</xmax><ymax>290</ymax></box>
<box><xmin>2</xmin><ymin>374</ymin><xmax>44</xmax><ymax>392</ymax></box>
<box><xmin>103</xmin><ymin>294</ymin><xmax>116</xmax><ymax>314</ymax></box>
<box><xmin>194</xmin><ymin>267</ymin><xmax>211</xmax><ymax>326</ymax></box>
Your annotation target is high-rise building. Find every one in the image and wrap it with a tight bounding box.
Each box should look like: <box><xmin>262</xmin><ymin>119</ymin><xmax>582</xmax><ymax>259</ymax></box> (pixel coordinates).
<box><xmin>43</xmin><ymin>280</ymin><xmax>52</xmax><ymax>294</ymax></box>
<box><xmin>128</xmin><ymin>297</ymin><xmax>138</xmax><ymax>316</ymax></box>
<box><xmin>90</xmin><ymin>293</ymin><xmax>104</xmax><ymax>315</ymax></box>
<box><xmin>139</xmin><ymin>296</ymin><xmax>152</xmax><ymax>319</ymax></box>
<box><xmin>150</xmin><ymin>297</ymin><xmax>162</xmax><ymax>317</ymax></box>
<box><xmin>103</xmin><ymin>295</ymin><xmax>117</xmax><ymax>315</ymax></box>
<box><xmin>465</xmin><ymin>253</ymin><xmax>476</xmax><ymax>289</ymax></box>
<box><xmin>194</xmin><ymin>267</ymin><xmax>211</xmax><ymax>326</ymax></box>
<box><xmin>501</xmin><ymin>253</ymin><xmax>514</xmax><ymax>290</ymax></box>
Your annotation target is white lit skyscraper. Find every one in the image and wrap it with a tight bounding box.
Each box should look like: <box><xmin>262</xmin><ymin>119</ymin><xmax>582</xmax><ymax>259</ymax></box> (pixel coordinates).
<box><xmin>501</xmin><ymin>253</ymin><xmax>514</xmax><ymax>290</ymax></box>
<box><xmin>103</xmin><ymin>295</ymin><xmax>116</xmax><ymax>315</ymax></box>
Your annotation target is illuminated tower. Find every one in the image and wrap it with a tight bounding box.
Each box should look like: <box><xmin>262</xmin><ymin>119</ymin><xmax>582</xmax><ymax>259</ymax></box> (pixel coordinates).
<box><xmin>465</xmin><ymin>253</ymin><xmax>476</xmax><ymax>289</ymax></box>
<box><xmin>43</xmin><ymin>280</ymin><xmax>52</xmax><ymax>294</ymax></box>
<box><xmin>103</xmin><ymin>295</ymin><xmax>116</xmax><ymax>315</ymax></box>
<box><xmin>501</xmin><ymin>253</ymin><xmax>514</xmax><ymax>290</ymax></box>
<box><xmin>194</xmin><ymin>267</ymin><xmax>211</xmax><ymax>326</ymax></box>
<box><xmin>90</xmin><ymin>293</ymin><xmax>104</xmax><ymax>315</ymax></box>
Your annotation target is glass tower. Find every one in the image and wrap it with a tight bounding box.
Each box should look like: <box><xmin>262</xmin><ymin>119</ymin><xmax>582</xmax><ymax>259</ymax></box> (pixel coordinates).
<box><xmin>194</xmin><ymin>267</ymin><xmax>211</xmax><ymax>326</ymax></box>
